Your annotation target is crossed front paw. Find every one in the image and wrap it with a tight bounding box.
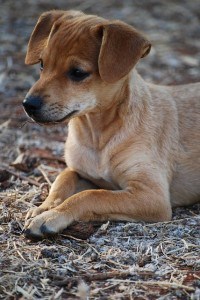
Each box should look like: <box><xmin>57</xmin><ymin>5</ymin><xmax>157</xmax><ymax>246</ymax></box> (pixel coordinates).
<box><xmin>23</xmin><ymin>209</ymin><xmax>73</xmax><ymax>239</ymax></box>
<box><xmin>25</xmin><ymin>206</ymin><xmax>48</xmax><ymax>220</ymax></box>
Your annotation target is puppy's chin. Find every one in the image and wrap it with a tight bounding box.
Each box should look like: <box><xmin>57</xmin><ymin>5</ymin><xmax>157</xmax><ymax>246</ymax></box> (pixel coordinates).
<box><xmin>28</xmin><ymin>110</ymin><xmax>79</xmax><ymax>125</ymax></box>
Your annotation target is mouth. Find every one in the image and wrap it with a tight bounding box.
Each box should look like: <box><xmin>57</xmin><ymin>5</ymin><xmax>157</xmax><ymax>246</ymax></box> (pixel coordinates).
<box><xmin>29</xmin><ymin>110</ymin><xmax>79</xmax><ymax>125</ymax></box>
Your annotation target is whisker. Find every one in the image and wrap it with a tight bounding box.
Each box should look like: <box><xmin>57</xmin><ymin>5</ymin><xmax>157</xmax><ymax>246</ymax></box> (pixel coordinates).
<box><xmin>18</xmin><ymin>120</ymin><xmax>35</xmax><ymax>129</ymax></box>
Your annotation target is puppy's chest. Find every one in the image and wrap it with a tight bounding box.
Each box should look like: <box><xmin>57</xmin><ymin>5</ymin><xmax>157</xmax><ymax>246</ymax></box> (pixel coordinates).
<box><xmin>65</xmin><ymin>139</ymin><xmax>111</xmax><ymax>183</ymax></box>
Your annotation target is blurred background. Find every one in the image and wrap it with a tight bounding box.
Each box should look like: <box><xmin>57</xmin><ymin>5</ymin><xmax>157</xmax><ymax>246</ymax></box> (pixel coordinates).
<box><xmin>0</xmin><ymin>0</ymin><xmax>200</xmax><ymax>164</ymax></box>
<box><xmin>1</xmin><ymin>0</ymin><xmax>200</xmax><ymax>120</ymax></box>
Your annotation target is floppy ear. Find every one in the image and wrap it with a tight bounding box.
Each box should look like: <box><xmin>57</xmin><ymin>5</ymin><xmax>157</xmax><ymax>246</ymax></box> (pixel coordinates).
<box><xmin>93</xmin><ymin>21</ymin><xmax>151</xmax><ymax>83</ymax></box>
<box><xmin>25</xmin><ymin>10</ymin><xmax>66</xmax><ymax>65</ymax></box>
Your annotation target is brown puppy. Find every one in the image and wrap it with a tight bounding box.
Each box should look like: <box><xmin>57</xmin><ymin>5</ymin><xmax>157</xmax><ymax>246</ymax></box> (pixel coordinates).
<box><xmin>23</xmin><ymin>10</ymin><xmax>200</xmax><ymax>238</ymax></box>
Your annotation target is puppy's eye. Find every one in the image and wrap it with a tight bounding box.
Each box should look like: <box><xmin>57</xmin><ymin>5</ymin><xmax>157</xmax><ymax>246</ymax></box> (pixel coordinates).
<box><xmin>68</xmin><ymin>68</ymin><xmax>90</xmax><ymax>82</ymax></box>
<box><xmin>40</xmin><ymin>60</ymin><xmax>44</xmax><ymax>71</ymax></box>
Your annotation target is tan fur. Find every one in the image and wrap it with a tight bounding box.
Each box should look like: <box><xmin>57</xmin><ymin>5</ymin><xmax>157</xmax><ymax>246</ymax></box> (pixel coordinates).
<box><xmin>23</xmin><ymin>10</ymin><xmax>200</xmax><ymax>238</ymax></box>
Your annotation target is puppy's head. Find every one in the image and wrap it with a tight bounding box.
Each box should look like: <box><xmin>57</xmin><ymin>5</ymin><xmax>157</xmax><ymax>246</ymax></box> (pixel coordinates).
<box><xmin>23</xmin><ymin>10</ymin><xmax>151</xmax><ymax>124</ymax></box>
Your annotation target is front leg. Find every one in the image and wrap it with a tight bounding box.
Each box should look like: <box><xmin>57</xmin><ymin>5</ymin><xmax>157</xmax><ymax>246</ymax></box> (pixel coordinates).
<box><xmin>24</xmin><ymin>181</ymin><xmax>172</xmax><ymax>239</ymax></box>
<box><xmin>26</xmin><ymin>168</ymin><xmax>79</xmax><ymax>220</ymax></box>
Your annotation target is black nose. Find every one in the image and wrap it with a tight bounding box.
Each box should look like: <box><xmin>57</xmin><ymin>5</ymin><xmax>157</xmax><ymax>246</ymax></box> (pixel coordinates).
<box><xmin>23</xmin><ymin>95</ymin><xmax>43</xmax><ymax>112</ymax></box>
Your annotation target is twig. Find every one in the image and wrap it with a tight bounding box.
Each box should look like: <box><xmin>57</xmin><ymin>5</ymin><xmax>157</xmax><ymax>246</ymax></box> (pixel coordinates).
<box><xmin>141</xmin><ymin>280</ymin><xmax>195</xmax><ymax>292</ymax></box>
<box><xmin>60</xmin><ymin>233</ymin><xmax>101</xmax><ymax>255</ymax></box>
<box><xmin>13</xmin><ymin>241</ymin><xmax>27</xmax><ymax>262</ymax></box>
<box><xmin>7</xmin><ymin>169</ymin><xmax>40</xmax><ymax>187</ymax></box>
<box><xmin>37</xmin><ymin>165</ymin><xmax>52</xmax><ymax>186</ymax></box>
<box><xmin>146</xmin><ymin>215</ymin><xmax>200</xmax><ymax>226</ymax></box>
<box><xmin>60</xmin><ymin>234</ymin><xmax>86</xmax><ymax>243</ymax></box>
<box><xmin>30</xmin><ymin>148</ymin><xmax>65</xmax><ymax>164</ymax></box>
<box><xmin>53</xmin><ymin>270</ymin><xmax>130</xmax><ymax>286</ymax></box>
<box><xmin>194</xmin><ymin>274</ymin><xmax>200</xmax><ymax>280</ymax></box>
<box><xmin>109</xmin><ymin>279</ymin><xmax>195</xmax><ymax>292</ymax></box>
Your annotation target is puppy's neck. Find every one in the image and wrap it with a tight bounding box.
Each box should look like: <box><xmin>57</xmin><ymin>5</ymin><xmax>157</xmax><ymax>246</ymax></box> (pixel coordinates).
<box><xmin>71</xmin><ymin>70</ymin><xmax>151</xmax><ymax>149</ymax></box>
<box><xmin>95</xmin><ymin>70</ymin><xmax>150</xmax><ymax>126</ymax></box>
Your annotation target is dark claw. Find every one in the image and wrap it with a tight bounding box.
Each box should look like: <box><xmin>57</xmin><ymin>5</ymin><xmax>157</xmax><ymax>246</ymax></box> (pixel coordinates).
<box><xmin>41</xmin><ymin>224</ymin><xmax>56</xmax><ymax>236</ymax></box>
<box><xmin>23</xmin><ymin>228</ymin><xmax>44</xmax><ymax>240</ymax></box>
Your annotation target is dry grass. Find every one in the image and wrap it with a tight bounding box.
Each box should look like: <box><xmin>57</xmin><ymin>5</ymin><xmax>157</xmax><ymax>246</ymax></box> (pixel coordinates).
<box><xmin>0</xmin><ymin>120</ymin><xmax>200</xmax><ymax>300</ymax></box>
<box><xmin>0</xmin><ymin>181</ymin><xmax>200</xmax><ymax>299</ymax></box>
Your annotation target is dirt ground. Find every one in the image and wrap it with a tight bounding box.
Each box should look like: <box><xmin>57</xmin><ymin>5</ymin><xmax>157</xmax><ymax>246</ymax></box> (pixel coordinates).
<box><xmin>0</xmin><ymin>0</ymin><xmax>200</xmax><ymax>299</ymax></box>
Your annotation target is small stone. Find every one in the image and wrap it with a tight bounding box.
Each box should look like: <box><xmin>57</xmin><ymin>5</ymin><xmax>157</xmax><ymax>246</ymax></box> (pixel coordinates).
<box><xmin>181</xmin><ymin>55</ymin><xmax>199</xmax><ymax>67</ymax></box>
